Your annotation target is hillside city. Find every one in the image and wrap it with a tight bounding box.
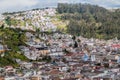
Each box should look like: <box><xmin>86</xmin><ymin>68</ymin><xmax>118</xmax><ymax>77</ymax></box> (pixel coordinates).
<box><xmin>0</xmin><ymin>5</ymin><xmax>120</xmax><ymax>80</ymax></box>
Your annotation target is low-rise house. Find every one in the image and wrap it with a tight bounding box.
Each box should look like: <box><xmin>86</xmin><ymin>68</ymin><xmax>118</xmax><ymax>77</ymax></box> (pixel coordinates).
<box><xmin>0</xmin><ymin>77</ymin><xmax>4</xmax><ymax>80</ymax></box>
<box><xmin>4</xmin><ymin>77</ymin><xmax>16</xmax><ymax>80</ymax></box>
<box><xmin>0</xmin><ymin>44</ymin><xmax>5</xmax><ymax>54</ymax></box>
<box><xmin>20</xmin><ymin>62</ymin><xmax>33</xmax><ymax>69</ymax></box>
<box><xmin>37</xmin><ymin>47</ymin><xmax>50</xmax><ymax>56</ymax></box>
<box><xmin>31</xmin><ymin>75</ymin><xmax>42</xmax><ymax>80</ymax></box>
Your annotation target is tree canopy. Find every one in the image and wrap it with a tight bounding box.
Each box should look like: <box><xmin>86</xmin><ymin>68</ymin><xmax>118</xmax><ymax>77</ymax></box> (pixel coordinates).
<box><xmin>57</xmin><ymin>3</ymin><xmax>120</xmax><ymax>39</ymax></box>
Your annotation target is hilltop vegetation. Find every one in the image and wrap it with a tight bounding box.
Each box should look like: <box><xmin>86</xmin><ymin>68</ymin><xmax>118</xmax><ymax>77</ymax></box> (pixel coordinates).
<box><xmin>57</xmin><ymin>3</ymin><xmax>120</xmax><ymax>39</ymax></box>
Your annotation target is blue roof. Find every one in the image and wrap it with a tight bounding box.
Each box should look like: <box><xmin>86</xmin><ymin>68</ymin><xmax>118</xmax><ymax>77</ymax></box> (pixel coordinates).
<box><xmin>82</xmin><ymin>53</ymin><xmax>89</xmax><ymax>61</ymax></box>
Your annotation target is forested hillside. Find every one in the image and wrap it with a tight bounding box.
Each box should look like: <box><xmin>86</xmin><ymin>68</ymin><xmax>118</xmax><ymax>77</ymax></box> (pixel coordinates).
<box><xmin>57</xmin><ymin>3</ymin><xmax>120</xmax><ymax>39</ymax></box>
<box><xmin>0</xmin><ymin>26</ymin><xmax>28</xmax><ymax>67</ymax></box>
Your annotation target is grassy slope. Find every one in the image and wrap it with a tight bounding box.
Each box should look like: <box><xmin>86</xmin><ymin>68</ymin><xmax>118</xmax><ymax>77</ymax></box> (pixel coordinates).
<box><xmin>51</xmin><ymin>14</ymin><xmax>68</xmax><ymax>33</ymax></box>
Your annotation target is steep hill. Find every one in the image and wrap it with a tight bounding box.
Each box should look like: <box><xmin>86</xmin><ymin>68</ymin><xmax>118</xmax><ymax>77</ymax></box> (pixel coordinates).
<box><xmin>57</xmin><ymin>3</ymin><xmax>120</xmax><ymax>39</ymax></box>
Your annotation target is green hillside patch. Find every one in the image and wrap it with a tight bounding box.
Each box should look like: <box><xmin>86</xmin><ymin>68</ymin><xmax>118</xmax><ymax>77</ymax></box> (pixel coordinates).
<box><xmin>0</xmin><ymin>26</ymin><xmax>28</xmax><ymax>67</ymax></box>
<box><xmin>0</xmin><ymin>51</ymin><xmax>28</xmax><ymax>67</ymax></box>
<box><xmin>57</xmin><ymin>3</ymin><xmax>120</xmax><ymax>39</ymax></box>
<box><xmin>51</xmin><ymin>14</ymin><xmax>68</xmax><ymax>33</ymax></box>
